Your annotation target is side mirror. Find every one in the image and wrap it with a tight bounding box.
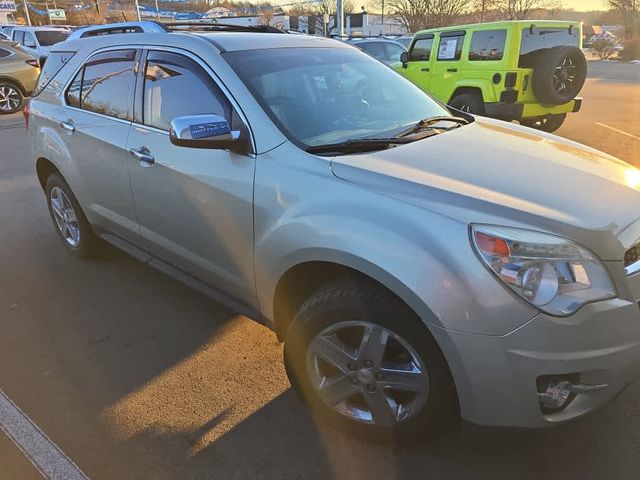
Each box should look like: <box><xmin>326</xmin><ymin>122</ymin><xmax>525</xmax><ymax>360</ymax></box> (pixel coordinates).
<box><xmin>400</xmin><ymin>51</ymin><xmax>409</xmax><ymax>68</ymax></box>
<box><xmin>169</xmin><ymin>114</ymin><xmax>248</xmax><ymax>153</ymax></box>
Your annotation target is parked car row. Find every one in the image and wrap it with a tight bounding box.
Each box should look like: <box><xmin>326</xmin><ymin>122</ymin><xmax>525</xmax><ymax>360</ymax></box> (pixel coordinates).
<box><xmin>0</xmin><ymin>38</ymin><xmax>39</xmax><ymax>113</ymax></box>
<box><xmin>24</xmin><ymin>21</ymin><xmax>640</xmax><ymax>441</ymax></box>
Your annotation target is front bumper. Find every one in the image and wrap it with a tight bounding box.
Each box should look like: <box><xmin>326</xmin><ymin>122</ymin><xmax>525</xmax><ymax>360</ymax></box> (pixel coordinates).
<box><xmin>430</xmin><ymin>297</ymin><xmax>640</xmax><ymax>428</ymax></box>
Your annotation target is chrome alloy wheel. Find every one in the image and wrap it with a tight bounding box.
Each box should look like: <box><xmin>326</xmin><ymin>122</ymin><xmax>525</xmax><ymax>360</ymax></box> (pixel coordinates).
<box><xmin>306</xmin><ymin>321</ymin><xmax>430</xmax><ymax>427</ymax></box>
<box><xmin>0</xmin><ymin>85</ymin><xmax>20</xmax><ymax>112</ymax></box>
<box><xmin>553</xmin><ymin>57</ymin><xmax>576</xmax><ymax>95</ymax></box>
<box><xmin>50</xmin><ymin>186</ymin><xmax>81</xmax><ymax>247</ymax></box>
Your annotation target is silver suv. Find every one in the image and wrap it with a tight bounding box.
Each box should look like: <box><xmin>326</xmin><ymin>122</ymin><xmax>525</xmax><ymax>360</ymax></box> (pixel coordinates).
<box><xmin>27</xmin><ymin>26</ymin><xmax>640</xmax><ymax>438</ymax></box>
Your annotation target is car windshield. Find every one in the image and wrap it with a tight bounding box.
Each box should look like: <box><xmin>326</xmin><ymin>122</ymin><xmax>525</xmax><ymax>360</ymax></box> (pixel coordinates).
<box><xmin>35</xmin><ymin>30</ymin><xmax>70</xmax><ymax>46</ymax></box>
<box><xmin>223</xmin><ymin>47</ymin><xmax>451</xmax><ymax>148</ymax></box>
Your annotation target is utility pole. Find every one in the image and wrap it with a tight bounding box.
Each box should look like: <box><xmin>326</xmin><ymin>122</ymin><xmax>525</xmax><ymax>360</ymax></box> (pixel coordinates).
<box><xmin>155</xmin><ymin>0</ymin><xmax>160</xmax><ymax>21</ymax></box>
<box><xmin>336</xmin><ymin>0</ymin><xmax>344</xmax><ymax>37</ymax></box>
<box><xmin>134</xmin><ymin>0</ymin><xmax>141</xmax><ymax>21</ymax></box>
<box><xmin>23</xmin><ymin>0</ymin><xmax>32</xmax><ymax>25</ymax></box>
<box><xmin>381</xmin><ymin>0</ymin><xmax>384</xmax><ymax>35</ymax></box>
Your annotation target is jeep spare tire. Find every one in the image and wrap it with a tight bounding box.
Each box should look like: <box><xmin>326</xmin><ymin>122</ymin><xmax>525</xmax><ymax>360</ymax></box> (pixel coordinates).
<box><xmin>532</xmin><ymin>46</ymin><xmax>587</xmax><ymax>105</ymax></box>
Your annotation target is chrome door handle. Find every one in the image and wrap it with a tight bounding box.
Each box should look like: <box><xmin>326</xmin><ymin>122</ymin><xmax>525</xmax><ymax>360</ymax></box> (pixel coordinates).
<box><xmin>60</xmin><ymin>120</ymin><xmax>75</xmax><ymax>132</ymax></box>
<box><xmin>129</xmin><ymin>147</ymin><xmax>154</xmax><ymax>165</ymax></box>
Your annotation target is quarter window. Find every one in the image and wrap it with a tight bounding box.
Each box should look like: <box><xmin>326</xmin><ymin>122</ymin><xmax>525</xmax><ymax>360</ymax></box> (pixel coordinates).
<box><xmin>410</xmin><ymin>37</ymin><xmax>434</xmax><ymax>61</ymax></box>
<box><xmin>469</xmin><ymin>30</ymin><xmax>507</xmax><ymax>61</ymax></box>
<box><xmin>142</xmin><ymin>51</ymin><xmax>232</xmax><ymax>131</ymax></box>
<box><xmin>0</xmin><ymin>48</ymin><xmax>12</xmax><ymax>59</ymax></box>
<box><xmin>437</xmin><ymin>34</ymin><xmax>464</xmax><ymax>61</ymax></box>
<box><xmin>65</xmin><ymin>49</ymin><xmax>137</xmax><ymax>120</ymax></box>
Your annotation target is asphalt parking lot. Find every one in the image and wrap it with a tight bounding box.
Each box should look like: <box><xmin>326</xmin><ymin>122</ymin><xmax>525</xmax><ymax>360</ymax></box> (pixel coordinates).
<box><xmin>1</xmin><ymin>61</ymin><xmax>639</xmax><ymax>480</ymax></box>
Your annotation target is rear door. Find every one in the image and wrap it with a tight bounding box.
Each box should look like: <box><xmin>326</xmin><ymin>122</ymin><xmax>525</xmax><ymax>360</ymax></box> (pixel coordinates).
<box><xmin>125</xmin><ymin>49</ymin><xmax>256</xmax><ymax>305</ymax></box>
<box><xmin>401</xmin><ymin>35</ymin><xmax>435</xmax><ymax>92</ymax></box>
<box><xmin>431</xmin><ymin>30</ymin><xmax>466</xmax><ymax>102</ymax></box>
<box><xmin>61</xmin><ymin>48</ymin><xmax>139</xmax><ymax>242</ymax></box>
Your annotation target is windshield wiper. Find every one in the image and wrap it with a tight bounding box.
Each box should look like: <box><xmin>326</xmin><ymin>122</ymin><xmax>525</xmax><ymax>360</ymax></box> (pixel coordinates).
<box><xmin>306</xmin><ymin>135</ymin><xmax>433</xmax><ymax>154</ymax></box>
<box><xmin>396</xmin><ymin>116</ymin><xmax>469</xmax><ymax>138</ymax></box>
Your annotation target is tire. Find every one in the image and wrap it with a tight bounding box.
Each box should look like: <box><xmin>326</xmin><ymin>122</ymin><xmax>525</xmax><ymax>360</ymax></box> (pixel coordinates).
<box><xmin>532</xmin><ymin>46</ymin><xmax>587</xmax><ymax>105</ymax></box>
<box><xmin>520</xmin><ymin>113</ymin><xmax>566</xmax><ymax>133</ymax></box>
<box><xmin>0</xmin><ymin>82</ymin><xmax>24</xmax><ymax>114</ymax></box>
<box><xmin>284</xmin><ymin>278</ymin><xmax>458</xmax><ymax>441</ymax></box>
<box><xmin>45</xmin><ymin>172</ymin><xmax>100</xmax><ymax>258</ymax></box>
<box><xmin>449</xmin><ymin>92</ymin><xmax>485</xmax><ymax>116</ymax></box>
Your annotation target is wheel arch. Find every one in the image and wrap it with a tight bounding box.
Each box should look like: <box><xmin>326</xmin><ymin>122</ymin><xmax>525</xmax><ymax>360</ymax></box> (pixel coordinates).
<box><xmin>448</xmin><ymin>85</ymin><xmax>486</xmax><ymax>105</ymax></box>
<box><xmin>36</xmin><ymin>157</ymin><xmax>62</xmax><ymax>191</ymax></box>
<box><xmin>0</xmin><ymin>75</ymin><xmax>27</xmax><ymax>96</ymax></box>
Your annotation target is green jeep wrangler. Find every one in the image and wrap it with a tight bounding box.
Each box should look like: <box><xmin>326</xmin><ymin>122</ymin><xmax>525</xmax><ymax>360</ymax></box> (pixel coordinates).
<box><xmin>397</xmin><ymin>20</ymin><xmax>587</xmax><ymax>132</ymax></box>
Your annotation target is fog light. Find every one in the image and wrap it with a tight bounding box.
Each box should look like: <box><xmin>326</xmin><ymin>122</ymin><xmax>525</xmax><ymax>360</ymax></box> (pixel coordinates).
<box><xmin>538</xmin><ymin>379</ymin><xmax>574</xmax><ymax>410</ymax></box>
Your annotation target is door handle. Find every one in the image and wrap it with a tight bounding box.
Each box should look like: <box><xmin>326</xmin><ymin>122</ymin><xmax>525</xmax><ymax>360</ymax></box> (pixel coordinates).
<box><xmin>421</xmin><ymin>67</ymin><xmax>430</xmax><ymax>72</ymax></box>
<box><xmin>60</xmin><ymin>120</ymin><xmax>75</xmax><ymax>132</ymax></box>
<box><xmin>447</xmin><ymin>68</ymin><xmax>458</xmax><ymax>73</ymax></box>
<box><xmin>129</xmin><ymin>147</ymin><xmax>154</xmax><ymax>165</ymax></box>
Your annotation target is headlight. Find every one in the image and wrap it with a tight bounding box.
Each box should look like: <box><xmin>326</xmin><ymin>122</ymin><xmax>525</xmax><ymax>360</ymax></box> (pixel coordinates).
<box><xmin>471</xmin><ymin>225</ymin><xmax>616</xmax><ymax>316</ymax></box>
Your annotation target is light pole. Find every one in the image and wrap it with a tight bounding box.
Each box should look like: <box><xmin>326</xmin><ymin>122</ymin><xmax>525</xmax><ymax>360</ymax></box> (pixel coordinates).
<box><xmin>336</xmin><ymin>0</ymin><xmax>344</xmax><ymax>37</ymax></box>
<box><xmin>155</xmin><ymin>0</ymin><xmax>160</xmax><ymax>21</ymax></box>
<box><xmin>22</xmin><ymin>0</ymin><xmax>32</xmax><ymax>25</ymax></box>
<box><xmin>134</xmin><ymin>0</ymin><xmax>141</xmax><ymax>21</ymax></box>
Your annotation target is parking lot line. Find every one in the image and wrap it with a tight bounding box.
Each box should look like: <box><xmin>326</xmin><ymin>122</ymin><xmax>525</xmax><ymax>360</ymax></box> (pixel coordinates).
<box><xmin>595</xmin><ymin>122</ymin><xmax>640</xmax><ymax>141</ymax></box>
<box><xmin>0</xmin><ymin>389</ymin><xmax>90</xmax><ymax>480</ymax></box>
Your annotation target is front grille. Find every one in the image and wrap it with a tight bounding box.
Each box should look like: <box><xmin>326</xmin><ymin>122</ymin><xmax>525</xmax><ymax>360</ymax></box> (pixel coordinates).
<box><xmin>625</xmin><ymin>243</ymin><xmax>640</xmax><ymax>267</ymax></box>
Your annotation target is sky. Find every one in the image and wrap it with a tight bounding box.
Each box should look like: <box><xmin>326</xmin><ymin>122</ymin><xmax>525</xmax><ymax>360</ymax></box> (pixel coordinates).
<box><xmin>565</xmin><ymin>0</ymin><xmax>608</xmax><ymax>11</ymax></box>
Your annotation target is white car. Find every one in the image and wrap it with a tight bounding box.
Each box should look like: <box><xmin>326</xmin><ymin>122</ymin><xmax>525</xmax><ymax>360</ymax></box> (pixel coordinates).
<box><xmin>11</xmin><ymin>26</ymin><xmax>70</xmax><ymax>62</ymax></box>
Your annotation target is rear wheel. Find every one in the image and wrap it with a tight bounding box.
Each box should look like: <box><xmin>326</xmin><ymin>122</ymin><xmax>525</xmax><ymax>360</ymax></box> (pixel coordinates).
<box><xmin>45</xmin><ymin>173</ymin><xmax>100</xmax><ymax>258</ymax></box>
<box><xmin>449</xmin><ymin>92</ymin><xmax>485</xmax><ymax>116</ymax></box>
<box><xmin>520</xmin><ymin>114</ymin><xmax>566</xmax><ymax>133</ymax></box>
<box><xmin>0</xmin><ymin>82</ymin><xmax>23</xmax><ymax>114</ymax></box>
<box><xmin>284</xmin><ymin>279</ymin><xmax>458</xmax><ymax>440</ymax></box>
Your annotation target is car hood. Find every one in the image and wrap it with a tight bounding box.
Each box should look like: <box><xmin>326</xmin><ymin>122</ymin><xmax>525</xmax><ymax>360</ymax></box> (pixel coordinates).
<box><xmin>330</xmin><ymin>118</ymin><xmax>640</xmax><ymax>257</ymax></box>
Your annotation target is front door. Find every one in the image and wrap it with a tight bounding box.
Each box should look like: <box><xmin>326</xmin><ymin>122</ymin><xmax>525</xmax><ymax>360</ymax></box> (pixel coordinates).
<box><xmin>126</xmin><ymin>50</ymin><xmax>256</xmax><ymax>305</ymax></box>
<box><xmin>431</xmin><ymin>31</ymin><xmax>466</xmax><ymax>103</ymax></box>
<box><xmin>400</xmin><ymin>35</ymin><xmax>435</xmax><ymax>92</ymax></box>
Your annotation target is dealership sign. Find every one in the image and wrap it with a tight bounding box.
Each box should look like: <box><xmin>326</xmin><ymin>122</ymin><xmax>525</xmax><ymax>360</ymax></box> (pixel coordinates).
<box><xmin>48</xmin><ymin>8</ymin><xmax>66</xmax><ymax>20</ymax></box>
<box><xmin>0</xmin><ymin>1</ymin><xmax>17</xmax><ymax>13</ymax></box>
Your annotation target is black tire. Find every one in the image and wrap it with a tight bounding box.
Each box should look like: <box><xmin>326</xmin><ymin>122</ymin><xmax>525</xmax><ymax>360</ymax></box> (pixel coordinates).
<box><xmin>284</xmin><ymin>278</ymin><xmax>458</xmax><ymax>441</ymax></box>
<box><xmin>532</xmin><ymin>46</ymin><xmax>587</xmax><ymax>105</ymax></box>
<box><xmin>520</xmin><ymin>113</ymin><xmax>566</xmax><ymax>133</ymax></box>
<box><xmin>449</xmin><ymin>92</ymin><xmax>485</xmax><ymax>116</ymax></box>
<box><xmin>45</xmin><ymin>172</ymin><xmax>100</xmax><ymax>258</ymax></box>
<box><xmin>0</xmin><ymin>81</ymin><xmax>24</xmax><ymax>114</ymax></box>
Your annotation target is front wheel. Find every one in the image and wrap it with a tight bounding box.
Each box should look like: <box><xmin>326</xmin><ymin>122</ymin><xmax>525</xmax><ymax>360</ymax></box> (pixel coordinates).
<box><xmin>0</xmin><ymin>82</ymin><xmax>23</xmax><ymax>114</ymax></box>
<box><xmin>520</xmin><ymin>114</ymin><xmax>566</xmax><ymax>133</ymax></box>
<box><xmin>284</xmin><ymin>279</ymin><xmax>458</xmax><ymax>440</ymax></box>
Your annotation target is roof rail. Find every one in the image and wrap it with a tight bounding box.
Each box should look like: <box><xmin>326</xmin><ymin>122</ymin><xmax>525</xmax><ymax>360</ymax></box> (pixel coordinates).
<box><xmin>163</xmin><ymin>22</ymin><xmax>285</xmax><ymax>34</ymax></box>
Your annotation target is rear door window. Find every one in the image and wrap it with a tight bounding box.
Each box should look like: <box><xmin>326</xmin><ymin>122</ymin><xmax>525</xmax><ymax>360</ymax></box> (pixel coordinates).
<box><xmin>12</xmin><ymin>31</ymin><xmax>24</xmax><ymax>44</ymax></box>
<box><xmin>385</xmin><ymin>43</ymin><xmax>405</xmax><ymax>63</ymax></box>
<box><xmin>23</xmin><ymin>32</ymin><xmax>37</xmax><ymax>48</ymax></box>
<box><xmin>519</xmin><ymin>27</ymin><xmax>579</xmax><ymax>67</ymax></box>
<box><xmin>469</xmin><ymin>30</ymin><xmax>507</xmax><ymax>61</ymax></box>
<box><xmin>410</xmin><ymin>37</ymin><xmax>434</xmax><ymax>61</ymax></box>
<box><xmin>437</xmin><ymin>33</ymin><xmax>464</xmax><ymax>61</ymax></box>
<box><xmin>142</xmin><ymin>51</ymin><xmax>233</xmax><ymax>131</ymax></box>
<box><xmin>360</xmin><ymin>42</ymin><xmax>386</xmax><ymax>61</ymax></box>
<box><xmin>66</xmin><ymin>49</ymin><xmax>137</xmax><ymax>121</ymax></box>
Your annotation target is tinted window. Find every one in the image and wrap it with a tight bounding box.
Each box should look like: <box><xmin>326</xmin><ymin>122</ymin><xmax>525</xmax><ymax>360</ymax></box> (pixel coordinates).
<box><xmin>35</xmin><ymin>30</ymin><xmax>70</xmax><ymax>46</ymax></box>
<box><xmin>469</xmin><ymin>29</ymin><xmax>507</xmax><ymax>61</ymax></box>
<box><xmin>385</xmin><ymin>43</ymin><xmax>405</xmax><ymax>63</ymax></box>
<box><xmin>360</xmin><ymin>42</ymin><xmax>386</xmax><ymax>61</ymax></box>
<box><xmin>67</xmin><ymin>49</ymin><xmax>136</xmax><ymax>120</ymax></box>
<box><xmin>0</xmin><ymin>48</ymin><xmax>12</xmax><ymax>59</ymax></box>
<box><xmin>437</xmin><ymin>34</ymin><xmax>464</xmax><ymax>61</ymax></box>
<box><xmin>410</xmin><ymin>37</ymin><xmax>434</xmax><ymax>61</ymax></box>
<box><xmin>143</xmin><ymin>51</ymin><xmax>231</xmax><ymax>131</ymax></box>
<box><xmin>34</xmin><ymin>51</ymin><xmax>75</xmax><ymax>97</ymax></box>
<box><xmin>519</xmin><ymin>27</ymin><xmax>579</xmax><ymax>67</ymax></box>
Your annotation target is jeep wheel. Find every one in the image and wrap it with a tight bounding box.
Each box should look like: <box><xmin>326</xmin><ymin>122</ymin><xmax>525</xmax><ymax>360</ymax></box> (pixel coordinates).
<box><xmin>532</xmin><ymin>46</ymin><xmax>587</xmax><ymax>105</ymax></box>
<box><xmin>284</xmin><ymin>279</ymin><xmax>458</xmax><ymax>440</ymax></box>
<box><xmin>520</xmin><ymin>114</ymin><xmax>566</xmax><ymax>133</ymax></box>
<box><xmin>0</xmin><ymin>82</ymin><xmax>23</xmax><ymax>114</ymax></box>
<box><xmin>449</xmin><ymin>92</ymin><xmax>485</xmax><ymax>116</ymax></box>
<box><xmin>45</xmin><ymin>173</ymin><xmax>100</xmax><ymax>258</ymax></box>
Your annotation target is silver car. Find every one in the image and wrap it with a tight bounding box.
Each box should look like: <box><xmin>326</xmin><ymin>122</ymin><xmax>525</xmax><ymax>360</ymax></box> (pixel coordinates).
<box><xmin>27</xmin><ymin>28</ymin><xmax>640</xmax><ymax>438</ymax></box>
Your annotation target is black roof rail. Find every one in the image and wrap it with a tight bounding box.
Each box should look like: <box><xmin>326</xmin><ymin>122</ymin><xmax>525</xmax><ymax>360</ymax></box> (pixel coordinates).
<box><xmin>163</xmin><ymin>22</ymin><xmax>285</xmax><ymax>34</ymax></box>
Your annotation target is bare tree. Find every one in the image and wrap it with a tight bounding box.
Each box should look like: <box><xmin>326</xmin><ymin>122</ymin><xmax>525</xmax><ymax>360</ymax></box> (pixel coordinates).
<box><xmin>384</xmin><ymin>0</ymin><xmax>469</xmax><ymax>33</ymax></box>
<box><xmin>607</xmin><ymin>1</ymin><xmax>640</xmax><ymax>38</ymax></box>
<box><xmin>496</xmin><ymin>0</ymin><xmax>560</xmax><ymax>20</ymax></box>
<box><xmin>474</xmin><ymin>0</ymin><xmax>498</xmax><ymax>22</ymax></box>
